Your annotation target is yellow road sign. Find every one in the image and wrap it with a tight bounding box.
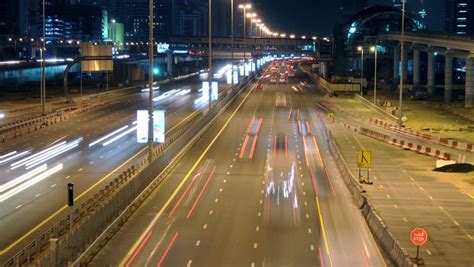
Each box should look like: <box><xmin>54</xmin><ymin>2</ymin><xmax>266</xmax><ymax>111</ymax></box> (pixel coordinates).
<box><xmin>328</xmin><ymin>112</ymin><xmax>334</xmax><ymax>120</ymax></box>
<box><xmin>357</xmin><ymin>150</ymin><xmax>372</xmax><ymax>168</ymax></box>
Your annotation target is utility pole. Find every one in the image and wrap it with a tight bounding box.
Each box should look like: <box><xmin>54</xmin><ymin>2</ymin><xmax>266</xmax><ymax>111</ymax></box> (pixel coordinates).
<box><xmin>208</xmin><ymin>0</ymin><xmax>213</xmax><ymax>110</ymax></box>
<box><xmin>231</xmin><ymin>0</ymin><xmax>234</xmax><ymax>89</ymax></box>
<box><xmin>41</xmin><ymin>0</ymin><xmax>46</xmax><ymax>116</ymax></box>
<box><xmin>399</xmin><ymin>0</ymin><xmax>406</xmax><ymax>126</ymax></box>
<box><xmin>148</xmin><ymin>0</ymin><xmax>154</xmax><ymax>160</ymax></box>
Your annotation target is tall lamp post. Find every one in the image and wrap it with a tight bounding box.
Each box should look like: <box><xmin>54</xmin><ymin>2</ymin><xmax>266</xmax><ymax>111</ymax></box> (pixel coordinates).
<box><xmin>371</xmin><ymin>45</ymin><xmax>378</xmax><ymax>105</ymax></box>
<box><xmin>208</xmin><ymin>0</ymin><xmax>212</xmax><ymax>110</ymax></box>
<box><xmin>41</xmin><ymin>0</ymin><xmax>46</xmax><ymax>116</ymax></box>
<box><xmin>239</xmin><ymin>4</ymin><xmax>251</xmax><ymax>77</ymax></box>
<box><xmin>148</xmin><ymin>0</ymin><xmax>154</xmax><ymax>160</ymax></box>
<box><xmin>357</xmin><ymin>46</ymin><xmax>364</xmax><ymax>95</ymax></box>
<box><xmin>399</xmin><ymin>0</ymin><xmax>406</xmax><ymax>126</ymax></box>
<box><xmin>231</xmin><ymin>0</ymin><xmax>234</xmax><ymax>88</ymax></box>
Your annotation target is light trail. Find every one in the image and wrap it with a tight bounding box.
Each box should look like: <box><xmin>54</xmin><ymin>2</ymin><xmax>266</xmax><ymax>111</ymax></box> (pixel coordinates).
<box><xmin>102</xmin><ymin>126</ymin><xmax>137</xmax><ymax>146</ymax></box>
<box><xmin>89</xmin><ymin>125</ymin><xmax>129</xmax><ymax>147</ymax></box>
<box><xmin>0</xmin><ymin>164</ymin><xmax>47</xmax><ymax>193</ymax></box>
<box><xmin>0</xmin><ymin>164</ymin><xmax>63</xmax><ymax>202</ymax></box>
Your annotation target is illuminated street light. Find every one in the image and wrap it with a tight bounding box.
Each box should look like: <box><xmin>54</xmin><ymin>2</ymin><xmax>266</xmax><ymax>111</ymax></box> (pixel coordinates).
<box><xmin>370</xmin><ymin>45</ymin><xmax>378</xmax><ymax>105</ymax></box>
<box><xmin>290</xmin><ymin>34</ymin><xmax>295</xmax><ymax>39</ymax></box>
<box><xmin>239</xmin><ymin>3</ymin><xmax>252</xmax><ymax>76</ymax></box>
<box><xmin>357</xmin><ymin>46</ymin><xmax>364</xmax><ymax>95</ymax></box>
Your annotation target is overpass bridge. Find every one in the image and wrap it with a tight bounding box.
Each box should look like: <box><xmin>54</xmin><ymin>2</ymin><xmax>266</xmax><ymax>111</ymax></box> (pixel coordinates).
<box><xmin>167</xmin><ymin>36</ymin><xmax>316</xmax><ymax>58</ymax></box>
<box><xmin>378</xmin><ymin>32</ymin><xmax>474</xmax><ymax>107</ymax></box>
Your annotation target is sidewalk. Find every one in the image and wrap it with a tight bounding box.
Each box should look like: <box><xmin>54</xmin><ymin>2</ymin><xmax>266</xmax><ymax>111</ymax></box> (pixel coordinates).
<box><xmin>364</xmin><ymin>89</ymin><xmax>474</xmax><ymax>144</ymax></box>
<box><xmin>327</xmin><ymin>118</ymin><xmax>474</xmax><ymax>267</ymax></box>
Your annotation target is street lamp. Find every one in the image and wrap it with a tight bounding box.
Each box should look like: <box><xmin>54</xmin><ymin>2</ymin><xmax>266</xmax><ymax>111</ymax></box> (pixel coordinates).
<box><xmin>370</xmin><ymin>45</ymin><xmax>378</xmax><ymax>105</ymax></box>
<box><xmin>357</xmin><ymin>46</ymin><xmax>364</xmax><ymax>95</ymax></box>
<box><xmin>148</xmin><ymin>0</ymin><xmax>154</xmax><ymax>160</ymax></box>
<box><xmin>399</xmin><ymin>0</ymin><xmax>406</xmax><ymax>126</ymax></box>
<box><xmin>239</xmin><ymin>4</ymin><xmax>251</xmax><ymax>77</ymax></box>
<box><xmin>231</xmin><ymin>0</ymin><xmax>234</xmax><ymax>89</ymax></box>
<box><xmin>208</xmin><ymin>0</ymin><xmax>213</xmax><ymax>109</ymax></box>
<box><xmin>41</xmin><ymin>0</ymin><xmax>46</xmax><ymax>116</ymax></box>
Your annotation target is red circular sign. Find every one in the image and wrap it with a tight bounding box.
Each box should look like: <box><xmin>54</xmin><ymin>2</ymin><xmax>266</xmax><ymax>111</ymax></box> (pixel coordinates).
<box><xmin>410</xmin><ymin>228</ymin><xmax>428</xmax><ymax>246</ymax></box>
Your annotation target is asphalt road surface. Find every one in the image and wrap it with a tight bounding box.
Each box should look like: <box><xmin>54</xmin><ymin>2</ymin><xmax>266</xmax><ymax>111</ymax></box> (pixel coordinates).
<box><xmin>91</xmin><ymin>68</ymin><xmax>387</xmax><ymax>267</ymax></box>
<box><xmin>0</xmin><ymin>75</ymin><xmax>233</xmax><ymax>259</ymax></box>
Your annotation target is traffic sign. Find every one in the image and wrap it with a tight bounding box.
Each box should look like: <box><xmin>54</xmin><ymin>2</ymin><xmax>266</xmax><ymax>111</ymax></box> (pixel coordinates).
<box><xmin>357</xmin><ymin>150</ymin><xmax>372</xmax><ymax>168</ymax></box>
<box><xmin>410</xmin><ymin>228</ymin><xmax>428</xmax><ymax>246</ymax></box>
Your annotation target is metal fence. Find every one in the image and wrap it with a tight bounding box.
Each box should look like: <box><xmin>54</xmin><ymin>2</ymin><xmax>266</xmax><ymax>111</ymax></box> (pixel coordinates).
<box><xmin>1</xmin><ymin>77</ymin><xmax>252</xmax><ymax>267</ymax></box>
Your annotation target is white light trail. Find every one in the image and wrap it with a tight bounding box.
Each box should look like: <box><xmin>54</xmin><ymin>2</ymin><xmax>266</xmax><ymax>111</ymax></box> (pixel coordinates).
<box><xmin>0</xmin><ymin>151</ymin><xmax>31</xmax><ymax>164</ymax></box>
<box><xmin>89</xmin><ymin>125</ymin><xmax>129</xmax><ymax>147</ymax></box>
<box><xmin>102</xmin><ymin>126</ymin><xmax>137</xmax><ymax>146</ymax></box>
<box><xmin>24</xmin><ymin>139</ymin><xmax>81</xmax><ymax>170</ymax></box>
<box><xmin>10</xmin><ymin>141</ymin><xmax>67</xmax><ymax>168</ymax></box>
<box><xmin>176</xmin><ymin>89</ymin><xmax>191</xmax><ymax>96</ymax></box>
<box><xmin>0</xmin><ymin>164</ymin><xmax>63</xmax><ymax>202</ymax></box>
<box><xmin>0</xmin><ymin>151</ymin><xmax>17</xmax><ymax>159</ymax></box>
<box><xmin>0</xmin><ymin>164</ymin><xmax>47</xmax><ymax>193</ymax></box>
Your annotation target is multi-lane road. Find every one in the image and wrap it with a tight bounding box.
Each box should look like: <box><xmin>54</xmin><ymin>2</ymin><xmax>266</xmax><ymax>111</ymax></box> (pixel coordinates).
<box><xmin>90</xmin><ymin>67</ymin><xmax>387</xmax><ymax>266</ymax></box>
<box><xmin>0</xmin><ymin>74</ymin><xmax>233</xmax><ymax>259</ymax></box>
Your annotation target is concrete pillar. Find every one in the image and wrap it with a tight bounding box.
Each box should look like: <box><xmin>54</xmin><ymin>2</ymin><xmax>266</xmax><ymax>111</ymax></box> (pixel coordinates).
<box><xmin>393</xmin><ymin>46</ymin><xmax>400</xmax><ymax>82</ymax></box>
<box><xmin>413</xmin><ymin>49</ymin><xmax>420</xmax><ymax>86</ymax></box>
<box><xmin>444</xmin><ymin>53</ymin><xmax>453</xmax><ymax>102</ymax></box>
<box><xmin>465</xmin><ymin>56</ymin><xmax>474</xmax><ymax>108</ymax></box>
<box><xmin>167</xmin><ymin>51</ymin><xmax>173</xmax><ymax>77</ymax></box>
<box><xmin>427</xmin><ymin>51</ymin><xmax>435</xmax><ymax>95</ymax></box>
<box><xmin>402</xmin><ymin>49</ymin><xmax>408</xmax><ymax>83</ymax></box>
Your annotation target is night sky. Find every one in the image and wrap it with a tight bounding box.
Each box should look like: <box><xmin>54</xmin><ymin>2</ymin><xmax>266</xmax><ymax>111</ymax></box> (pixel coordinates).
<box><xmin>257</xmin><ymin>0</ymin><xmax>444</xmax><ymax>36</ymax></box>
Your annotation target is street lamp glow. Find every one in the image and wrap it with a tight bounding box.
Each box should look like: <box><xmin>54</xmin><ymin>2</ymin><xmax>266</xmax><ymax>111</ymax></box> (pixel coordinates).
<box><xmin>290</xmin><ymin>34</ymin><xmax>295</xmax><ymax>39</ymax></box>
<box><xmin>370</xmin><ymin>46</ymin><xmax>376</xmax><ymax>52</ymax></box>
<box><xmin>8</xmin><ymin>38</ymin><xmax>12</xmax><ymax>42</ymax></box>
<box><xmin>302</xmin><ymin>36</ymin><xmax>306</xmax><ymax>39</ymax></box>
<box><xmin>111</xmin><ymin>19</ymin><xmax>116</xmax><ymax>23</ymax></box>
<box><xmin>357</xmin><ymin>46</ymin><xmax>363</xmax><ymax>51</ymax></box>
<box><xmin>312</xmin><ymin>36</ymin><xmax>317</xmax><ymax>40</ymax></box>
<box><xmin>239</xmin><ymin>4</ymin><xmax>251</xmax><ymax>9</ymax></box>
<box><xmin>280</xmin><ymin>33</ymin><xmax>286</xmax><ymax>38</ymax></box>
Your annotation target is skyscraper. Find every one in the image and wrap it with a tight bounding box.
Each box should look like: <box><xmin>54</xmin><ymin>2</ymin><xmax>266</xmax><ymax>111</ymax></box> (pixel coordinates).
<box><xmin>172</xmin><ymin>0</ymin><xmax>207</xmax><ymax>36</ymax></box>
<box><xmin>445</xmin><ymin>0</ymin><xmax>474</xmax><ymax>35</ymax></box>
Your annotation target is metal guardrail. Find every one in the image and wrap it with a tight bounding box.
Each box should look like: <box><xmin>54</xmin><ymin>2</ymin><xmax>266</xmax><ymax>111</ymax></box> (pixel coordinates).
<box><xmin>0</xmin><ymin>72</ymin><xmax>200</xmax><ymax>133</ymax></box>
<box><xmin>354</xmin><ymin>94</ymin><xmax>399</xmax><ymax>123</ymax></box>
<box><xmin>1</xmin><ymin>76</ymin><xmax>253</xmax><ymax>267</ymax></box>
<box><xmin>313</xmin><ymin>113</ymin><xmax>414</xmax><ymax>267</ymax></box>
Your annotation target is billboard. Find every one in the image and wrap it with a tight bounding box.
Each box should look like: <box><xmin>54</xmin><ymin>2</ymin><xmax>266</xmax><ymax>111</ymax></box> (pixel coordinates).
<box><xmin>153</xmin><ymin>110</ymin><xmax>165</xmax><ymax>143</ymax></box>
<box><xmin>233</xmin><ymin>70</ymin><xmax>239</xmax><ymax>84</ymax></box>
<box><xmin>136</xmin><ymin>110</ymin><xmax>148</xmax><ymax>143</ymax></box>
<box><xmin>80</xmin><ymin>43</ymin><xmax>113</xmax><ymax>72</ymax></box>
<box><xmin>211</xmin><ymin>81</ymin><xmax>218</xmax><ymax>101</ymax></box>
<box><xmin>136</xmin><ymin>110</ymin><xmax>166</xmax><ymax>143</ymax></box>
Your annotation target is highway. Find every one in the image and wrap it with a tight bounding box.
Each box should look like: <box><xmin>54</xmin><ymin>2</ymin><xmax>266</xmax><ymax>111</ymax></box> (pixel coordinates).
<box><xmin>0</xmin><ymin>74</ymin><xmax>234</xmax><ymax>258</ymax></box>
<box><xmin>90</xmin><ymin>65</ymin><xmax>387</xmax><ymax>266</ymax></box>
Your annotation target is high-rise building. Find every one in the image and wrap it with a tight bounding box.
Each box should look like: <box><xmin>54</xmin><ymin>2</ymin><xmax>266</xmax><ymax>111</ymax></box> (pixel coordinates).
<box><xmin>445</xmin><ymin>0</ymin><xmax>474</xmax><ymax>35</ymax></box>
<box><xmin>172</xmin><ymin>0</ymin><xmax>207</xmax><ymax>36</ymax></box>
<box><xmin>40</xmin><ymin>3</ymin><xmax>104</xmax><ymax>42</ymax></box>
<box><xmin>114</xmin><ymin>0</ymin><xmax>170</xmax><ymax>41</ymax></box>
<box><xmin>0</xmin><ymin>0</ymin><xmax>30</xmax><ymax>35</ymax></box>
